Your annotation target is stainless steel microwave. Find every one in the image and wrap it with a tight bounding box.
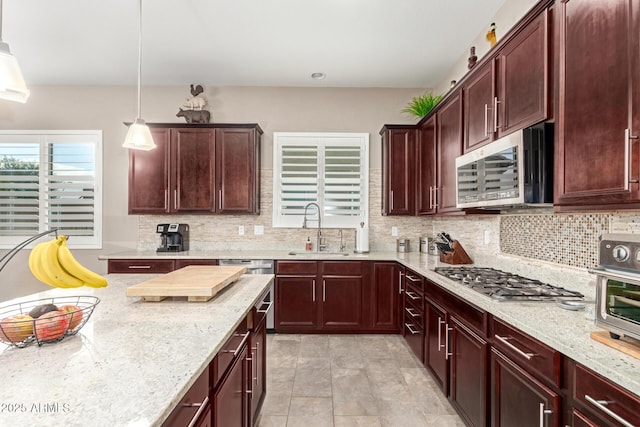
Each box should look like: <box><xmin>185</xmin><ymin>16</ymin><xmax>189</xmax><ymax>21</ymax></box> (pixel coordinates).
<box><xmin>455</xmin><ymin>123</ymin><xmax>553</xmax><ymax>209</ymax></box>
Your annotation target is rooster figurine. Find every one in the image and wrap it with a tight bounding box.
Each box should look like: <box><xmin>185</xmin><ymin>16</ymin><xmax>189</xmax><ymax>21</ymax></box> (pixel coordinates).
<box><xmin>486</xmin><ymin>22</ymin><xmax>497</xmax><ymax>47</ymax></box>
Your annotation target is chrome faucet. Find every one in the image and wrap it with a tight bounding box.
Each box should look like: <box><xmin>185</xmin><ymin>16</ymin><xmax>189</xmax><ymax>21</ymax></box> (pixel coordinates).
<box><xmin>339</xmin><ymin>229</ymin><xmax>346</xmax><ymax>252</ymax></box>
<box><xmin>303</xmin><ymin>202</ymin><xmax>325</xmax><ymax>251</ymax></box>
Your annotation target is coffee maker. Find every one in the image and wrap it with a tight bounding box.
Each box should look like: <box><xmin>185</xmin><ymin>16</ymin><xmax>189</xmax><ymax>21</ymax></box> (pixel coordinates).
<box><xmin>156</xmin><ymin>223</ymin><xmax>189</xmax><ymax>252</ymax></box>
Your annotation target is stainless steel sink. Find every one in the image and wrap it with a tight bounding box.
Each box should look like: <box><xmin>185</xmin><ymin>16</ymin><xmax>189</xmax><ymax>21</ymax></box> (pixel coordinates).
<box><xmin>288</xmin><ymin>251</ymin><xmax>349</xmax><ymax>256</ymax></box>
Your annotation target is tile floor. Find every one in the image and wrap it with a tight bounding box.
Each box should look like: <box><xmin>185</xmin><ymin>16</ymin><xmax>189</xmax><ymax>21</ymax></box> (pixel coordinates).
<box><xmin>256</xmin><ymin>334</ymin><xmax>465</xmax><ymax>427</ymax></box>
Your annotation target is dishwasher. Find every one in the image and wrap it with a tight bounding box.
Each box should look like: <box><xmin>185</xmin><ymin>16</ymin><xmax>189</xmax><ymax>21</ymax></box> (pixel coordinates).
<box><xmin>219</xmin><ymin>259</ymin><xmax>275</xmax><ymax>331</ymax></box>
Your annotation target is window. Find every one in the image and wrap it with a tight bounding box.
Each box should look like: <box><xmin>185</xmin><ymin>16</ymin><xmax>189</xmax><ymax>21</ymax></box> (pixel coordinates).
<box><xmin>0</xmin><ymin>131</ymin><xmax>103</xmax><ymax>249</ymax></box>
<box><xmin>273</xmin><ymin>132</ymin><xmax>368</xmax><ymax>228</ymax></box>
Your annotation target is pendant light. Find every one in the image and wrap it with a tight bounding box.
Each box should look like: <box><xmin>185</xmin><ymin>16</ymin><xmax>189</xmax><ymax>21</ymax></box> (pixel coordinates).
<box><xmin>0</xmin><ymin>0</ymin><xmax>30</xmax><ymax>103</ymax></box>
<box><xmin>123</xmin><ymin>0</ymin><xmax>156</xmax><ymax>151</ymax></box>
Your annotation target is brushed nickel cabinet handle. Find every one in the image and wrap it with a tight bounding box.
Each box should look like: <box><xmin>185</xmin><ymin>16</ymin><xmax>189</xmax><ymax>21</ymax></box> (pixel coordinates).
<box><xmin>406</xmin><ymin>275</ymin><xmax>420</xmax><ymax>283</ymax></box>
<box><xmin>128</xmin><ymin>265</ymin><xmax>151</xmax><ymax>269</ymax></box>
<box><xmin>405</xmin><ymin>307</ymin><xmax>419</xmax><ymax>318</ymax></box>
<box><xmin>323</xmin><ymin>280</ymin><xmax>326</xmax><ymax>302</ymax></box>
<box><xmin>429</xmin><ymin>186</ymin><xmax>434</xmax><ymax>210</ymax></box>
<box><xmin>539</xmin><ymin>402</ymin><xmax>553</xmax><ymax>427</ymax></box>
<box><xmin>445</xmin><ymin>324</ymin><xmax>453</xmax><ymax>359</ymax></box>
<box><xmin>484</xmin><ymin>104</ymin><xmax>490</xmax><ymax>137</ymax></box>
<box><xmin>185</xmin><ymin>396</ymin><xmax>209</xmax><ymax>427</ymax></box>
<box><xmin>434</xmin><ymin>187</ymin><xmax>439</xmax><ymax>208</ymax></box>
<box><xmin>398</xmin><ymin>271</ymin><xmax>404</xmax><ymax>294</ymax></box>
<box><xmin>438</xmin><ymin>317</ymin><xmax>445</xmax><ymax>350</ymax></box>
<box><xmin>494</xmin><ymin>97</ymin><xmax>501</xmax><ymax>132</ymax></box>
<box><xmin>405</xmin><ymin>291</ymin><xmax>420</xmax><ymax>301</ymax></box>
<box><xmin>312</xmin><ymin>279</ymin><xmax>316</xmax><ymax>302</ymax></box>
<box><xmin>625</xmin><ymin>128</ymin><xmax>639</xmax><ymax>187</ymax></box>
<box><xmin>390</xmin><ymin>190</ymin><xmax>394</xmax><ymax>211</ymax></box>
<box><xmin>405</xmin><ymin>322</ymin><xmax>419</xmax><ymax>335</ymax></box>
<box><xmin>585</xmin><ymin>395</ymin><xmax>634</xmax><ymax>427</ymax></box>
<box><xmin>495</xmin><ymin>334</ymin><xmax>536</xmax><ymax>360</ymax></box>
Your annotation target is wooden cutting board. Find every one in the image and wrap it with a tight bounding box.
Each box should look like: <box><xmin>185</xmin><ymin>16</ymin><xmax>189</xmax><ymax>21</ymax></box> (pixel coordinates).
<box><xmin>126</xmin><ymin>265</ymin><xmax>247</xmax><ymax>302</ymax></box>
<box><xmin>590</xmin><ymin>331</ymin><xmax>640</xmax><ymax>360</ymax></box>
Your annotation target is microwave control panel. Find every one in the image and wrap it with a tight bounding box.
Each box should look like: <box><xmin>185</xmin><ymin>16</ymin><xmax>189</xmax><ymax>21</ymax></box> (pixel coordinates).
<box><xmin>599</xmin><ymin>233</ymin><xmax>640</xmax><ymax>270</ymax></box>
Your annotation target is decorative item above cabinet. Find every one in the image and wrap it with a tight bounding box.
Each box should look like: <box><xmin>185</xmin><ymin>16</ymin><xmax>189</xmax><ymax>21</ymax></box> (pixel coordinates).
<box><xmin>127</xmin><ymin>123</ymin><xmax>262</xmax><ymax>215</ymax></box>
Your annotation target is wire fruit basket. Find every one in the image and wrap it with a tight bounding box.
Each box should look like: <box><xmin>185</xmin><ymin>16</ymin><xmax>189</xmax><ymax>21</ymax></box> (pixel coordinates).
<box><xmin>0</xmin><ymin>295</ymin><xmax>100</xmax><ymax>348</ymax></box>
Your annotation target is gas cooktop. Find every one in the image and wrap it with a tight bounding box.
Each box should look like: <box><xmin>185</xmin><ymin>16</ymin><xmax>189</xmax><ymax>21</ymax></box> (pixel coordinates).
<box><xmin>434</xmin><ymin>266</ymin><xmax>584</xmax><ymax>301</ymax></box>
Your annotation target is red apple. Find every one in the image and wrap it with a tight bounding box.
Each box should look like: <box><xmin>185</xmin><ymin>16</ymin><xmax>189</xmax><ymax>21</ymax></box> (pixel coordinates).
<box><xmin>34</xmin><ymin>310</ymin><xmax>70</xmax><ymax>342</ymax></box>
<box><xmin>0</xmin><ymin>315</ymin><xmax>34</xmax><ymax>343</ymax></box>
<box><xmin>58</xmin><ymin>305</ymin><xmax>83</xmax><ymax>330</ymax></box>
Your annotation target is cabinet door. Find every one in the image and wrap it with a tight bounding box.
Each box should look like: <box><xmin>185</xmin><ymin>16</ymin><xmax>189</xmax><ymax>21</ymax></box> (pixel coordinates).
<box><xmin>571</xmin><ymin>409</ymin><xmax>600</xmax><ymax>427</ymax></box>
<box><xmin>275</xmin><ymin>276</ymin><xmax>318</xmax><ymax>330</ymax></box>
<box><xmin>172</xmin><ymin>128</ymin><xmax>216</xmax><ymax>212</ymax></box>
<box><xmin>416</xmin><ymin>117</ymin><xmax>437</xmax><ymax>215</ymax></box>
<box><xmin>425</xmin><ymin>300</ymin><xmax>449</xmax><ymax>394</ymax></box>
<box><xmin>381</xmin><ymin>127</ymin><xmax>416</xmax><ymax>215</ymax></box>
<box><xmin>250</xmin><ymin>317</ymin><xmax>266</xmax><ymax>424</ymax></box>
<box><xmin>491</xmin><ymin>349</ymin><xmax>559</xmax><ymax>427</ymax></box>
<box><xmin>450</xmin><ymin>317</ymin><xmax>488</xmax><ymax>427</ymax></box>
<box><xmin>213</xmin><ymin>344</ymin><xmax>247</xmax><ymax>427</ymax></box>
<box><xmin>321</xmin><ymin>276</ymin><xmax>363</xmax><ymax>329</ymax></box>
<box><xmin>496</xmin><ymin>10</ymin><xmax>549</xmax><ymax>137</ymax></box>
<box><xmin>436</xmin><ymin>93</ymin><xmax>463</xmax><ymax>213</ymax></box>
<box><xmin>556</xmin><ymin>0</ymin><xmax>637</xmax><ymax>206</ymax></box>
<box><xmin>463</xmin><ymin>63</ymin><xmax>495</xmax><ymax>152</ymax></box>
<box><xmin>371</xmin><ymin>262</ymin><xmax>400</xmax><ymax>331</ymax></box>
<box><xmin>128</xmin><ymin>128</ymin><xmax>170</xmax><ymax>214</ymax></box>
<box><xmin>215</xmin><ymin>128</ymin><xmax>259</xmax><ymax>214</ymax></box>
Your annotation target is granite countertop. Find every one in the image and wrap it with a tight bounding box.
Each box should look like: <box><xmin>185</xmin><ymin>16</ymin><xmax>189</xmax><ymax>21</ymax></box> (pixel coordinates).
<box><xmin>0</xmin><ymin>273</ymin><xmax>273</xmax><ymax>427</ymax></box>
<box><xmin>100</xmin><ymin>248</ymin><xmax>640</xmax><ymax>398</ymax></box>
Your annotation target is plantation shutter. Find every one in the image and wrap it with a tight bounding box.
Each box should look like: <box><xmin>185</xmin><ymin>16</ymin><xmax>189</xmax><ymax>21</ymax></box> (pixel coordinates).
<box><xmin>273</xmin><ymin>133</ymin><xmax>368</xmax><ymax>228</ymax></box>
<box><xmin>0</xmin><ymin>131</ymin><xmax>102</xmax><ymax>248</ymax></box>
<box><xmin>0</xmin><ymin>140</ymin><xmax>40</xmax><ymax>236</ymax></box>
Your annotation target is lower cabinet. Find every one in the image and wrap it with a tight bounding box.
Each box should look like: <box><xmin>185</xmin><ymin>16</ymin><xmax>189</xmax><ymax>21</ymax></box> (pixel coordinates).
<box><xmin>423</xmin><ymin>278</ymin><xmax>489</xmax><ymax>427</ymax></box>
<box><xmin>107</xmin><ymin>258</ymin><xmax>217</xmax><ymax>273</ymax></box>
<box><xmin>249</xmin><ymin>296</ymin><xmax>268</xmax><ymax>425</ymax></box>
<box><xmin>213</xmin><ymin>343</ymin><xmax>248</xmax><ymax>427</ymax></box>
<box><xmin>275</xmin><ymin>261</ymin><xmax>365</xmax><ymax>332</ymax></box>
<box><xmin>162</xmin><ymin>366</ymin><xmax>211</xmax><ymax>427</ymax></box>
<box><xmin>370</xmin><ymin>262</ymin><xmax>401</xmax><ymax>332</ymax></box>
<box><xmin>490</xmin><ymin>348</ymin><xmax>559</xmax><ymax>427</ymax></box>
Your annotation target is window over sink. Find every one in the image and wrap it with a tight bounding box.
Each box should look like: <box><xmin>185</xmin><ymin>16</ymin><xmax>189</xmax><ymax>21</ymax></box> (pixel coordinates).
<box><xmin>0</xmin><ymin>130</ymin><xmax>103</xmax><ymax>249</ymax></box>
<box><xmin>272</xmin><ymin>132</ymin><xmax>369</xmax><ymax>228</ymax></box>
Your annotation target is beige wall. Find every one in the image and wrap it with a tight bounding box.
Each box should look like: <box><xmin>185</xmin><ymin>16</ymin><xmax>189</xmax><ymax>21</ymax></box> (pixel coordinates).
<box><xmin>0</xmin><ymin>85</ymin><xmax>427</xmax><ymax>301</ymax></box>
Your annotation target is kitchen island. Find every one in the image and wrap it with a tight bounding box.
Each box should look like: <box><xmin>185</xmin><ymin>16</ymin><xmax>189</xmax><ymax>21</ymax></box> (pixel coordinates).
<box><xmin>0</xmin><ymin>273</ymin><xmax>273</xmax><ymax>427</ymax></box>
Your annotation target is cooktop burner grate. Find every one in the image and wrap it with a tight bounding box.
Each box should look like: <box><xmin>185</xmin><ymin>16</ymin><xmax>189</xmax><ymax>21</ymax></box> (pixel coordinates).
<box><xmin>434</xmin><ymin>266</ymin><xmax>584</xmax><ymax>301</ymax></box>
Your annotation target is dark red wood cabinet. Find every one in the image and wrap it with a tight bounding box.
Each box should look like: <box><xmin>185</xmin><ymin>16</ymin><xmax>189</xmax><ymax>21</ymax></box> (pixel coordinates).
<box><xmin>425</xmin><ymin>299</ymin><xmax>448</xmax><ymax>394</ymax></box>
<box><xmin>370</xmin><ymin>262</ymin><xmax>400</xmax><ymax>332</ymax></box>
<box><xmin>249</xmin><ymin>302</ymin><xmax>267</xmax><ymax>425</ymax></box>
<box><xmin>213</xmin><ymin>343</ymin><xmax>248</xmax><ymax>427</ymax></box>
<box><xmin>381</xmin><ymin>126</ymin><xmax>417</xmax><ymax>215</ymax></box>
<box><xmin>128</xmin><ymin>124</ymin><xmax>262</xmax><ymax>215</ymax></box>
<box><xmin>107</xmin><ymin>258</ymin><xmax>218</xmax><ymax>274</ymax></box>
<box><xmin>275</xmin><ymin>261</ymin><xmax>365</xmax><ymax>332</ymax></box>
<box><xmin>162</xmin><ymin>366</ymin><xmax>210</xmax><ymax>427</ymax></box>
<box><xmin>555</xmin><ymin>0</ymin><xmax>640</xmax><ymax>209</ymax></box>
<box><xmin>463</xmin><ymin>8</ymin><xmax>549</xmax><ymax>153</ymax></box>
<box><xmin>436</xmin><ymin>92</ymin><xmax>463</xmax><ymax>214</ymax></box>
<box><xmin>490</xmin><ymin>348</ymin><xmax>559</xmax><ymax>427</ymax></box>
<box><xmin>417</xmin><ymin>116</ymin><xmax>437</xmax><ymax>215</ymax></box>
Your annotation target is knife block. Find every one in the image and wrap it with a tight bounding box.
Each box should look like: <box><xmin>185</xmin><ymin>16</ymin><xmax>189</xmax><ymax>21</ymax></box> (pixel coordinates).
<box><xmin>439</xmin><ymin>240</ymin><xmax>473</xmax><ymax>265</ymax></box>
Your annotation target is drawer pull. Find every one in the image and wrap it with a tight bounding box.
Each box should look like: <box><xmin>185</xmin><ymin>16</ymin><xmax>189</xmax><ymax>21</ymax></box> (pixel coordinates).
<box><xmin>445</xmin><ymin>325</ymin><xmax>453</xmax><ymax>360</ymax></box>
<box><xmin>405</xmin><ymin>307</ymin><xmax>420</xmax><ymax>318</ymax></box>
<box><xmin>185</xmin><ymin>396</ymin><xmax>209</xmax><ymax>427</ymax></box>
<box><xmin>405</xmin><ymin>291</ymin><xmax>420</xmax><ymax>301</ymax></box>
<box><xmin>585</xmin><ymin>395</ymin><xmax>635</xmax><ymax>427</ymax></box>
<box><xmin>495</xmin><ymin>335</ymin><xmax>536</xmax><ymax>360</ymax></box>
<box><xmin>399</xmin><ymin>271</ymin><xmax>404</xmax><ymax>294</ymax></box>
<box><xmin>257</xmin><ymin>301</ymin><xmax>273</xmax><ymax>314</ymax></box>
<box><xmin>405</xmin><ymin>322</ymin><xmax>419</xmax><ymax>335</ymax></box>
<box><xmin>406</xmin><ymin>275</ymin><xmax>421</xmax><ymax>283</ymax></box>
<box><xmin>223</xmin><ymin>331</ymin><xmax>250</xmax><ymax>358</ymax></box>
<box><xmin>128</xmin><ymin>265</ymin><xmax>152</xmax><ymax>269</ymax></box>
<box><xmin>438</xmin><ymin>317</ymin><xmax>445</xmax><ymax>350</ymax></box>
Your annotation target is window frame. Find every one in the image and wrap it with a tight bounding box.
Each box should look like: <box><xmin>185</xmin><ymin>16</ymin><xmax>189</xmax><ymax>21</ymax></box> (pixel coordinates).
<box><xmin>0</xmin><ymin>130</ymin><xmax>103</xmax><ymax>249</ymax></box>
<box><xmin>272</xmin><ymin>132</ymin><xmax>369</xmax><ymax>229</ymax></box>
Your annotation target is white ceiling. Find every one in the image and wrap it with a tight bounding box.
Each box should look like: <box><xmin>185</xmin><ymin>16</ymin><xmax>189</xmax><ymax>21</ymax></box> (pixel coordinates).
<box><xmin>4</xmin><ymin>0</ymin><xmax>506</xmax><ymax>88</ymax></box>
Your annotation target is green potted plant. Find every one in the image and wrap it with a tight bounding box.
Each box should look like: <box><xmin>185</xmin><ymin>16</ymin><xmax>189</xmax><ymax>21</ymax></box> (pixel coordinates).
<box><xmin>402</xmin><ymin>92</ymin><xmax>444</xmax><ymax>118</ymax></box>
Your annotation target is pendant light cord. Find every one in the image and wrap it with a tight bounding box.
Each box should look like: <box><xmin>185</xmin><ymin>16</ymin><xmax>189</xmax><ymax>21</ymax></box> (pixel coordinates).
<box><xmin>136</xmin><ymin>0</ymin><xmax>142</xmax><ymax>119</ymax></box>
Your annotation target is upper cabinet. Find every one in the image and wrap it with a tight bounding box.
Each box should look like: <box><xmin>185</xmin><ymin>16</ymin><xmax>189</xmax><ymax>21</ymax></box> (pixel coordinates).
<box><xmin>417</xmin><ymin>117</ymin><xmax>437</xmax><ymax>215</ymax></box>
<box><xmin>128</xmin><ymin>124</ymin><xmax>262</xmax><ymax>215</ymax></box>
<box><xmin>463</xmin><ymin>9</ymin><xmax>550</xmax><ymax>153</ymax></box>
<box><xmin>381</xmin><ymin>126</ymin><xmax>416</xmax><ymax>215</ymax></box>
<box><xmin>436</xmin><ymin>93</ymin><xmax>463</xmax><ymax>214</ymax></box>
<box><xmin>555</xmin><ymin>0</ymin><xmax>640</xmax><ymax>209</ymax></box>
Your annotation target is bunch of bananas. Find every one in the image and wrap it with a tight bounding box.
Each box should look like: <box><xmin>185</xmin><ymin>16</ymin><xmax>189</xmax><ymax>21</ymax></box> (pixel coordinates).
<box><xmin>28</xmin><ymin>235</ymin><xmax>107</xmax><ymax>289</ymax></box>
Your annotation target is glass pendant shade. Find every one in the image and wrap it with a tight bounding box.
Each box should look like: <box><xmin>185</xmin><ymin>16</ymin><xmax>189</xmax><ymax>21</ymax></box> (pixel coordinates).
<box><xmin>123</xmin><ymin>118</ymin><xmax>156</xmax><ymax>151</ymax></box>
<box><xmin>0</xmin><ymin>42</ymin><xmax>29</xmax><ymax>103</ymax></box>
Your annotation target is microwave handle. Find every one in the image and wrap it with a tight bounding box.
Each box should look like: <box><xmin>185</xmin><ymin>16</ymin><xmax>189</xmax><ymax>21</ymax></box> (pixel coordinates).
<box><xmin>588</xmin><ymin>267</ymin><xmax>640</xmax><ymax>284</ymax></box>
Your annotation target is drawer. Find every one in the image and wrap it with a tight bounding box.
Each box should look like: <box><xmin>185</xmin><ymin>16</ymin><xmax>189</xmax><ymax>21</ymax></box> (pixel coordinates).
<box><xmin>403</xmin><ymin>311</ymin><xmax>424</xmax><ymax>360</ymax></box>
<box><xmin>321</xmin><ymin>261</ymin><xmax>363</xmax><ymax>276</ymax></box>
<box><xmin>162</xmin><ymin>365</ymin><xmax>210</xmax><ymax>427</ymax></box>
<box><xmin>276</xmin><ymin>260</ymin><xmax>318</xmax><ymax>275</ymax></box>
<box><xmin>404</xmin><ymin>270</ymin><xmax>424</xmax><ymax>293</ymax></box>
<box><xmin>427</xmin><ymin>279</ymin><xmax>487</xmax><ymax>336</ymax></box>
<box><xmin>405</xmin><ymin>281</ymin><xmax>424</xmax><ymax>301</ymax></box>
<box><xmin>403</xmin><ymin>303</ymin><xmax>424</xmax><ymax>329</ymax></box>
<box><xmin>491</xmin><ymin>317</ymin><xmax>560</xmax><ymax>386</ymax></box>
<box><xmin>174</xmin><ymin>259</ymin><xmax>218</xmax><ymax>269</ymax></box>
<box><xmin>574</xmin><ymin>363</ymin><xmax>640</xmax><ymax>427</ymax></box>
<box><xmin>108</xmin><ymin>259</ymin><xmax>175</xmax><ymax>274</ymax></box>
<box><xmin>212</xmin><ymin>318</ymin><xmax>249</xmax><ymax>387</ymax></box>
<box><xmin>251</xmin><ymin>286</ymin><xmax>272</xmax><ymax>329</ymax></box>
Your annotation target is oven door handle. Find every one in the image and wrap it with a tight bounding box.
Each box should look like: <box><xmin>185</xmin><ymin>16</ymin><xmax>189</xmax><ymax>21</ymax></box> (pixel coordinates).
<box><xmin>588</xmin><ymin>267</ymin><xmax>640</xmax><ymax>284</ymax></box>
